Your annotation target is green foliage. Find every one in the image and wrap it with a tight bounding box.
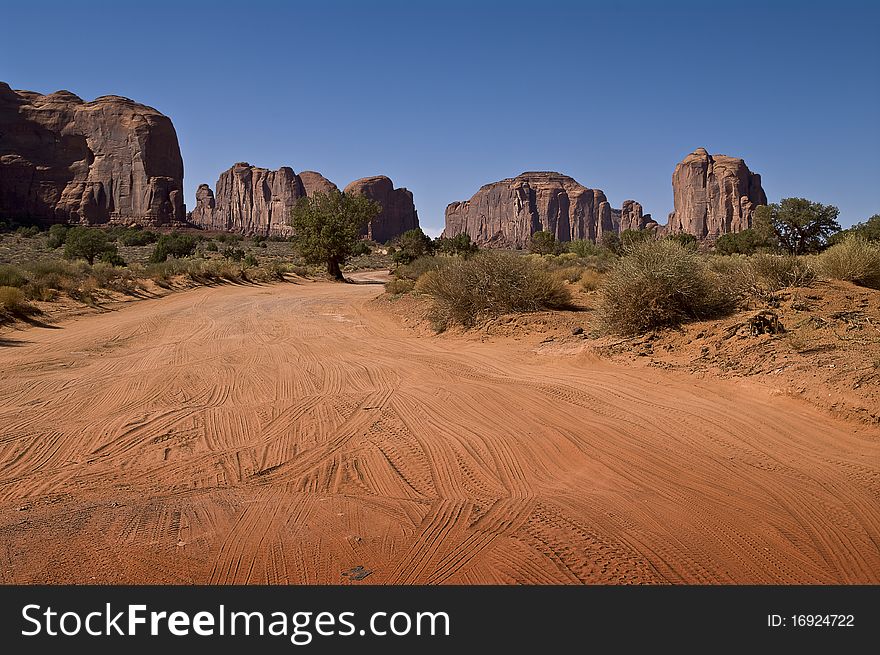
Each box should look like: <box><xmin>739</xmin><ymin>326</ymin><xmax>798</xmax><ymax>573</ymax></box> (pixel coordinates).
<box><xmin>529</xmin><ymin>231</ymin><xmax>559</xmax><ymax>255</ymax></box>
<box><xmin>117</xmin><ymin>228</ymin><xmax>159</xmax><ymax>246</ymax></box>
<box><xmin>215</xmin><ymin>233</ymin><xmax>242</xmax><ymax>244</ymax></box>
<box><xmin>15</xmin><ymin>225</ymin><xmax>41</xmax><ymax>238</ymax></box>
<box><xmin>98</xmin><ymin>251</ymin><xmax>127</xmax><ymax>267</ymax></box>
<box><xmin>222</xmin><ymin>247</ymin><xmax>245</xmax><ymax>262</ymax></box>
<box><xmin>818</xmin><ymin>235</ymin><xmax>880</xmax><ymax>289</ymax></box>
<box><xmin>598</xmin><ymin>240</ymin><xmax>736</xmax><ymax>335</ymax></box>
<box><xmin>393</xmin><ymin>228</ymin><xmax>434</xmax><ymax>264</ymax></box>
<box><xmin>830</xmin><ymin>214</ymin><xmax>880</xmax><ymax>244</ymax></box>
<box><xmin>394</xmin><ymin>255</ymin><xmax>444</xmax><ymax>281</ymax></box>
<box><xmin>600</xmin><ymin>231</ymin><xmax>622</xmax><ymax>255</ymax></box>
<box><xmin>715</xmin><ymin>228</ymin><xmax>775</xmax><ymax>255</ymax></box>
<box><xmin>289</xmin><ymin>191</ymin><xmax>381</xmax><ymax>280</ymax></box>
<box><xmin>665</xmin><ymin>232</ymin><xmax>697</xmax><ymax>249</ymax></box>
<box><xmin>414</xmin><ymin>251</ymin><xmax>572</xmax><ymax>330</ymax></box>
<box><xmin>566</xmin><ymin>240</ymin><xmax>605</xmax><ymax>257</ymax></box>
<box><xmin>755</xmin><ymin>198</ymin><xmax>841</xmax><ymax>254</ymax></box>
<box><xmin>243</xmin><ymin>253</ymin><xmax>259</xmax><ymax>267</ymax></box>
<box><xmin>150</xmin><ymin>233</ymin><xmax>197</xmax><ymax>263</ymax></box>
<box><xmin>435</xmin><ymin>233</ymin><xmax>479</xmax><ymax>258</ymax></box>
<box><xmin>204</xmin><ymin>241</ymin><xmax>219</xmax><ymax>252</ymax></box>
<box><xmin>350</xmin><ymin>240</ymin><xmax>372</xmax><ymax>256</ymax></box>
<box><xmin>46</xmin><ymin>224</ymin><xmax>69</xmax><ymax>249</ymax></box>
<box><xmin>0</xmin><ymin>264</ymin><xmax>27</xmax><ymax>287</ymax></box>
<box><xmin>63</xmin><ymin>227</ymin><xmax>118</xmax><ymax>265</ymax></box>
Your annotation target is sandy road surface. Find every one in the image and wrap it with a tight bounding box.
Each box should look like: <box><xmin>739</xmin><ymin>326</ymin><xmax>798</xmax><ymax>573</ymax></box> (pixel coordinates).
<box><xmin>1</xmin><ymin>278</ymin><xmax>878</xmax><ymax>584</ymax></box>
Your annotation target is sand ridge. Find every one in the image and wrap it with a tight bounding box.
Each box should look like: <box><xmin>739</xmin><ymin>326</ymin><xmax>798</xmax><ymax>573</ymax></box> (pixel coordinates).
<box><xmin>0</xmin><ymin>279</ymin><xmax>878</xmax><ymax>584</ymax></box>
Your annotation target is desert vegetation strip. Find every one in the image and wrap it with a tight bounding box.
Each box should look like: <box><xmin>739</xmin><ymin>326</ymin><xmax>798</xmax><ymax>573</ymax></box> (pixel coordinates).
<box><xmin>0</xmin><ymin>280</ymin><xmax>877</xmax><ymax>584</ymax></box>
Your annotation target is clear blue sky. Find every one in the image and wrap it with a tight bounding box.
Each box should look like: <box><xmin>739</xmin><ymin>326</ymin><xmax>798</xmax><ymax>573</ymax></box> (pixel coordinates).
<box><xmin>3</xmin><ymin>0</ymin><xmax>878</xmax><ymax>235</ymax></box>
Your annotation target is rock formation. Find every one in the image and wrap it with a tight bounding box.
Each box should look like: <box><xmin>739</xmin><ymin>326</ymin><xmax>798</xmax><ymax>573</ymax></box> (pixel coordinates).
<box><xmin>191</xmin><ymin>167</ymin><xmax>419</xmax><ymax>240</ymax></box>
<box><xmin>342</xmin><ymin>176</ymin><xmax>419</xmax><ymax>243</ymax></box>
<box><xmin>298</xmin><ymin>170</ymin><xmax>338</xmax><ymax>198</ymax></box>
<box><xmin>616</xmin><ymin>199</ymin><xmax>658</xmax><ymax>233</ymax></box>
<box><xmin>189</xmin><ymin>162</ymin><xmax>306</xmax><ymax>235</ymax></box>
<box><xmin>0</xmin><ymin>82</ymin><xmax>185</xmax><ymax>226</ymax></box>
<box><xmin>442</xmin><ymin>172</ymin><xmax>644</xmax><ymax>247</ymax></box>
<box><xmin>667</xmin><ymin>148</ymin><xmax>767</xmax><ymax>238</ymax></box>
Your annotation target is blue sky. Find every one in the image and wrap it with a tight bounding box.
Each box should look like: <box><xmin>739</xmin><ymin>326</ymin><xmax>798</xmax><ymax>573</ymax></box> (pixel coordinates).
<box><xmin>3</xmin><ymin>0</ymin><xmax>878</xmax><ymax>235</ymax></box>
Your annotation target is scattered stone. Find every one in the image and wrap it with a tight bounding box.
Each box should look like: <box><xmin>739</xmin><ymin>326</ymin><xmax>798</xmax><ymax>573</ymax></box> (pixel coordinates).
<box><xmin>342</xmin><ymin>566</ymin><xmax>373</xmax><ymax>581</ymax></box>
<box><xmin>571</xmin><ymin>326</ymin><xmax>584</xmax><ymax>335</ymax></box>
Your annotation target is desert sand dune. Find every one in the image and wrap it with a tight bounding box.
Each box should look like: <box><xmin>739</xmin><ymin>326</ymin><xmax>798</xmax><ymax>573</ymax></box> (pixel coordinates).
<box><xmin>0</xmin><ymin>280</ymin><xmax>878</xmax><ymax>584</ymax></box>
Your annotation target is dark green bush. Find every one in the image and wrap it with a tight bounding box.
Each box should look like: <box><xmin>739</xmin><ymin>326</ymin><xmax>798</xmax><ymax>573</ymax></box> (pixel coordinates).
<box><xmin>46</xmin><ymin>224</ymin><xmax>69</xmax><ymax>249</ymax></box>
<box><xmin>529</xmin><ymin>231</ymin><xmax>559</xmax><ymax>255</ymax></box>
<box><xmin>64</xmin><ymin>227</ymin><xmax>118</xmax><ymax>265</ymax></box>
<box><xmin>150</xmin><ymin>233</ymin><xmax>197</xmax><ymax>263</ymax></box>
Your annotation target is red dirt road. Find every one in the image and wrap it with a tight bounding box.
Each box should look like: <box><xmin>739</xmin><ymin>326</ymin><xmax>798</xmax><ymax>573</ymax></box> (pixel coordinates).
<box><xmin>1</xmin><ymin>280</ymin><xmax>878</xmax><ymax>583</ymax></box>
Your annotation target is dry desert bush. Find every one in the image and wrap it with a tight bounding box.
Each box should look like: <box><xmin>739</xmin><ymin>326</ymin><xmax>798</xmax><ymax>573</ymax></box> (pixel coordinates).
<box><xmin>415</xmin><ymin>251</ymin><xmax>572</xmax><ymax>330</ymax></box>
<box><xmin>598</xmin><ymin>239</ymin><xmax>736</xmax><ymax>334</ymax></box>
<box><xmin>817</xmin><ymin>235</ymin><xmax>880</xmax><ymax>289</ymax></box>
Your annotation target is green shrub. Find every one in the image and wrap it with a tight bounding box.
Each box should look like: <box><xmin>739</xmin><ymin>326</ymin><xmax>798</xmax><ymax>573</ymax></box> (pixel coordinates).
<box><xmin>395</xmin><ymin>255</ymin><xmax>444</xmax><ymax>281</ymax></box>
<box><xmin>204</xmin><ymin>241</ymin><xmax>219</xmax><ymax>252</ymax></box>
<box><xmin>222</xmin><ymin>246</ymin><xmax>245</xmax><ymax>262</ymax></box>
<box><xmin>666</xmin><ymin>232</ymin><xmax>698</xmax><ymax>249</ymax></box>
<box><xmin>15</xmin><ymin>225</ymin><xmax>41</xmax><ymax>238</ymax></box>
<box><xmin>601</xmin><ymin>232</ymin><xmax>622</xmax><ymax>255</ymax></box>
<box><xmin>566</xmin><ymin>240</ymin><xmax>604</xmax><ymax>257</ymax></box>
<box><xmin>99</xmin><ymin>251</ymin><xmax>127</xmax><ymax>267</ymax></box>
<box><xmin>620</xmin><ymin>229</ymin><xmax>653</xmax><ymax>249</ymax></box>
<box><xmin>597</xmin><ymin>239</ymin><xmax>736</xmax><ymax>334</ymax></box>
<box><xmin>414</xmin><ymin>251</ymin><xmax>572</xmax><ymax>330</ymax></box>
<box><xmin>0</xmin><ymin>264</ymin><xmax>27</xmax><ymax>287</ymax></box>
<box><xmin>529</xmin><ymin>231</ymin><xmax>559</xmax><ymax>255</ymax></box>
<box><xmin>64</xmin><ymin>227</ymin><xmax>117</xmax><ymax>265</ymax></box>
<box><xmin>817</xmin><ymin>235</ymin><xmax>880</xmax><ymax>289</ymax></box>
<box><xmin>46</xmin><ymin>224</ymin><xmax>69</xmax><ymax>248</ymax></box>
<box><xmin>385</xmin><ymin>278</ymin><xmax>415</xmax><ymax>295</ymax></box>
<box><xmin>118</xmin><ymin>228</ymin><xmax>159</xmax><ymax>246</ymax></box>
<box><xmin>435</xmin><ymin>233</ymin><xmax>479</xmax><ymax>258</ymax></box>
<box><xmin>715</xmin><ymin>228</ymin><xmax>774</xmax><ymax>255</ymax></box>
<box><xmin>150</xmin><ymin>233</ymin><xmax>197</xmax><ymax>263</ymax></box>
<box><xmin>243</xmin><ymin>253</ymin><xmax>259</xmax><ymax>267</ymax></box>
<box><xmin>351</xmin><ymin>240</ymin><xmax>371</xmax><ymax>256</ymax></box>
<box><xmin>393</xmin><ymin>229</ymin><xmax>433</xmax><ymax>264</ymax></box>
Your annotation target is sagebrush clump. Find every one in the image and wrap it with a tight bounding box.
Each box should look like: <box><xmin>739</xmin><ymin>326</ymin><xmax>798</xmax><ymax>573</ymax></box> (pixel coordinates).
<box><xmin>598</xmin><ymin>240</ymin><xmax>736</xmax><ymax>334</ymax></box>
<box><xmin>415</xmin><ymin>251</ymin><xmax>572</xmax><ymax>330</ymax></box>
<box><xmin>817</xmin><ymin>235</ymin><xmax>880</xmax><ymax>289</ymax></box>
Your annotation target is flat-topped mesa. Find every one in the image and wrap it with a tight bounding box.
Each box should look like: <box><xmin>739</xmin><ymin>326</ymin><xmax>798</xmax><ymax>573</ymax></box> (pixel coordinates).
<box><xmin>667</xmin><ymin>148</ymin><xmax>767</xmax><ymax>238</ymax></box>
<box><xmin>343</xmin><ymin>176</ymin><xmax>419</xmax><ymax>243</ymax></box>
<box><xmin>442</xmin><ymin>171</ymin><xmax>643</xmax><ymax>248</ymax></box>
<box><xmin>0</xmin><ymin>81</ymin><xmax>185</xmax><ymax>226</ymax></box>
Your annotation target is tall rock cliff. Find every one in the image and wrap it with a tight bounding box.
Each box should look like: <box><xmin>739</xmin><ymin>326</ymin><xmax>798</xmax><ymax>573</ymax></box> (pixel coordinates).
<box><xmin>442</xmin><ymin>172</ymin><xmax>643</xmax><ymax>248</ymax></box>
<box><xmin>0</xmin><ymin>82</ymin><xmax>185</xmax><ymax>226</ymax></box>
<box><xmin>191</xmin><ymin>167</ymin><xmax>418</xmax><ymax>240</ymax></box>
<box><xmin>667</xmin><ymin>148</ymin><xmax>767</xmax><ymax>238</ymax></box>
<box><xmin>342</xmin><ymin>176</ymin><xmax>419</xmax><ymax>243</ymax></box>
<box><xmin>189</xmin><ymin>162</ymin><xmax>305</xmax><ymax>235</ymax></box>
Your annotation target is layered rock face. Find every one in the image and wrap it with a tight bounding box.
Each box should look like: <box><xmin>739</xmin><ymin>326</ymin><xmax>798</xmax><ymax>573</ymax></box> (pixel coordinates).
<box><xmin>342</xmin><ymin>176</ymin><xmax>419</xmax><ymax>243</ymax></box>
<box><xmin>0</xmin><ymin>82</ymin><xmax>184</xmax><ymax>226</ymax></box>
<box><xmin>191</xmin><ymin>167</ymin><xmax>419</xmax><ymax>240</ymax></box>
<box><xmin>190</xmin><ymin>162</ymin><xmax>306</xmax><ymax>235</ymax></box>
<box><xmin>617</xmin><ymin>199</ymin><xmax>658</xmax><ymax>233</ymax></box>
<box><xmin>442</xmin><ymin>172</ymin><xmax>642</xmax><ymax>247</ymax></box>
<box><xmin>667</xmin><ymin>148</ymin><xmax>767</xmax><ymax>238</ymax></box>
